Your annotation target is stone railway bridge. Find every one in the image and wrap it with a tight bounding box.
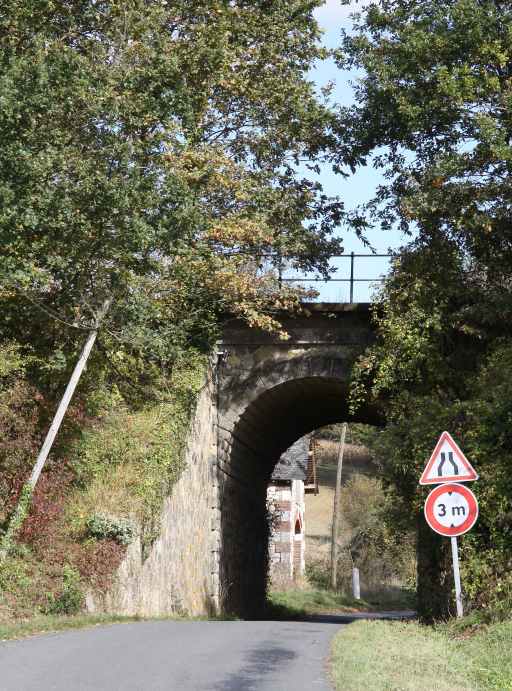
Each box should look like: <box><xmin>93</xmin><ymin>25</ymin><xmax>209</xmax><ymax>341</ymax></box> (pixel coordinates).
<box><xmin>91</xmin><ymin>304</ymin><xmax>380</xmax><ymax>619</ymax></box>
<box><xmin>215</xmin><ymin>303</ymin><xmax>379</xmax><ymax>616</ymax></box>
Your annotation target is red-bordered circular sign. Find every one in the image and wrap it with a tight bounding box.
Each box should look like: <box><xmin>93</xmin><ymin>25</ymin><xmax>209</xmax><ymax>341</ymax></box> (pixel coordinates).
<box><xmin>424</xmin><ymin>483</ymin><xmax>478</xmax><ymax>537</ymax></box>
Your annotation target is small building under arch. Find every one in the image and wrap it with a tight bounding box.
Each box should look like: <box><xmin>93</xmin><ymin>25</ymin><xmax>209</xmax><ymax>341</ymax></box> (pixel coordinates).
<box><xmin>267</xmin><ymin>435</ymin><xmax>317</xmax><ymax>584</ymax></box>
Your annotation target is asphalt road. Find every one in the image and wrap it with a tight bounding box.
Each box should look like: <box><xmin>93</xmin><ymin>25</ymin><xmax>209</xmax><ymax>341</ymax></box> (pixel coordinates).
<box><xmin>0</xmin><ymin>618</ymin><xmax>343</xmax><ymax>691</ymax></box>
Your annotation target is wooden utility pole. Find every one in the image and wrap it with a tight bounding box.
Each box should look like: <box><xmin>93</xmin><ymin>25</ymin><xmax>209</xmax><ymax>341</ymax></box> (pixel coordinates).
<box><xmin>0</xmin><ymin>298</ymin><xmax>111</xmax><ymax>561</ymax></box>
<box><xmin>330</xmin><ymin>422</ymin><xmax>347</xmax><ymax>590</ymax></box>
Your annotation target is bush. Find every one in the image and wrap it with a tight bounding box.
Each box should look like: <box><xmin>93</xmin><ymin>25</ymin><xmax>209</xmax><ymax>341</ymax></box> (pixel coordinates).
<box><xmin>68</xmin><ymin>355</ymin><xmax>206</xmax><ymax>551</ymax></box>
<box><xmin>45</xmin><ymin>566</ymin><xmax>84</xmax><ymax>616</ymax></box>
<box><xmin>340</xmin><ymin>475</ymin><xmax>417</xmax><ymax>591</ymax></box>
<box><xmin>85</xmin><ymin>513</ymin><xmax>135</xmax><ymax>546</ymax></box>
<box><xmin>306</xmin><ymin>558</ymin><xmax>330</xmax><ymax>590</ymax></box>
<box><xmin>306</xmin><ymin>553</ymin><xmax>354</xmax><ymax>593</ymax></box>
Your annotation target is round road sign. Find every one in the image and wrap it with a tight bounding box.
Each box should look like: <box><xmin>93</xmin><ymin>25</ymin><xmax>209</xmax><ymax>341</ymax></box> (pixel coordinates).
<box><xmin>424</xmin><ymin>483</ymin><xmax>478</xmax><ymax>537</ymax></box>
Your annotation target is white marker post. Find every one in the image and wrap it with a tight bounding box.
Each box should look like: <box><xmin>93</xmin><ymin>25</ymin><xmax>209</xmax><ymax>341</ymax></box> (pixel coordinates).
<box><xmin>451</xmin><ymin>537</ymin><xmax>463</xmax><ymax>618</ymax></box>
<box><xmin>352</xmin><ymin>567</ymin><xmax>361</xmax><ymax>600</ymax></box>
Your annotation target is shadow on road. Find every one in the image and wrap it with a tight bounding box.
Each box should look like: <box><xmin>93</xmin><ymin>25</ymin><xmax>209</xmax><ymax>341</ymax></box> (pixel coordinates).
<box><xmin>211</xmin><ymin>642</ymin><xmax>296</xmax><ymax>691</ymax></box>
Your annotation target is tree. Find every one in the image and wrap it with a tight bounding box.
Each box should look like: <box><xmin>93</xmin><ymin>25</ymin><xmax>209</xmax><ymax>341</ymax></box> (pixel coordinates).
<box><xmin>337</xmin><ymin>0</ymin><xmax>512</xmax><ymax>280</ymax></box>
<box><xmin>338</xmin><ymin>0</ymin><xmax>512</xmax><ymax>619</ymax></box>
<box><xmin>0</xmin><ymin>0</ymin><xmax>344</xmax><ymax>381</ymax></box>
<box><xmin>0</xmin><ymin>2</ymin><xmax>346</xmax><ymax>551</ymax></box>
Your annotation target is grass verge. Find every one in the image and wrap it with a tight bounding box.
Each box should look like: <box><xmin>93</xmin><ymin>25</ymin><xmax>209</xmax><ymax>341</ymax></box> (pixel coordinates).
<box><xmin>267</xmin><ymin>587</ymin><xmax>415</xmax><ymax>619</ymax></box>
<box><xmin>330</xmin><ymin>618</ymin><xmax>512</xmax><ymax>690</ymax></box>
<box><xmin>0</xmin><ymin>614</ymin><xmax>146</xmax><ymax>641</ymax></box>
<box><xmin>0</xmin><ymin>611</ymin><xmax>238</xmax><ymax>642</ymax></box>
<box><xmin>268</xmin><ymin>589</ymin><xmax>377</xmax><ymax>618</ymax></box>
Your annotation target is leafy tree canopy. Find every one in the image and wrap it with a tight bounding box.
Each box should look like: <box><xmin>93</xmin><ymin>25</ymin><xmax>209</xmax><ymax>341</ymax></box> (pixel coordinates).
<box><xmin>337</xmin><ymin>0</ymin><xmax>512</xmax><ymax>277</ymax></box>
<box><xmin>0</xmin><ymin>0</ymin><xmax>344</xmax><ymax>393</ymax></box>
<box><xmin>339</xmin><ymin>0</ymin><xmax>512</xmax><ymax>617</ymax></box>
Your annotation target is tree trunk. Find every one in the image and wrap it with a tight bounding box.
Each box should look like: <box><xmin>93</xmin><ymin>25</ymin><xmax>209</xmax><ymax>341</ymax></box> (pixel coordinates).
<box><xmin>416</xmin><ymin>512</ymin><xmax>453</xmax><ymax>622</ymax></box>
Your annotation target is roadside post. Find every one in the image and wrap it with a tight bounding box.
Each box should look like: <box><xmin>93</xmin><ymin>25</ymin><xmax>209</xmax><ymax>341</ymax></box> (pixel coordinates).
<box><xmin>330</xmin><ymin>422</ymin><xmax>347</xmax><ymax>590</ymax></box>
<box><xmin>352</xmin><ymin>567</ymin><xmax>361</xmax><ymax>600</ymax></box>
<box><xmin>419</xmin><ymin>432</ymin><xmax>479</xmax><ymax>618</ymax></box>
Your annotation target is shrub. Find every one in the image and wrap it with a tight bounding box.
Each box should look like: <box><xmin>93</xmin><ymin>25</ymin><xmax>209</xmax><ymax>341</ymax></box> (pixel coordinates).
<box><xmin>45</xmin><ymin>566</ymin><xmax>84</xmax><ymax>615</ymax></box>
<box><xmin>68</xmin><ymin>355</ymin><xmax>206</xmax><ymax>551</ymax></box>
<box><xmin>86</xmin><ymin>513</ymin><xmax>135</xmax><ymax>546</ymax></box>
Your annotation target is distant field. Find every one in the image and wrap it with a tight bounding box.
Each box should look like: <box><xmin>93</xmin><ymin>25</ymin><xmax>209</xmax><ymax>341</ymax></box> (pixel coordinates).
<box><xmin>305</xmin><ymin>439</ymin><xmax>374</xmax><ymax>560</ymax></box>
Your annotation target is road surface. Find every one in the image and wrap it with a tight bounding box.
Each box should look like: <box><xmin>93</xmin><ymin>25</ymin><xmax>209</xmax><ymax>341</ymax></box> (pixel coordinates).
<box><xmin>0</xmin><ymin>612</ymin><xmax>414</xmax><ymax>690</ymax></box>
<box><xmin>1</xmin><ymin>618</ymin><xmax>340</xmax><ymax>690</ymax></box>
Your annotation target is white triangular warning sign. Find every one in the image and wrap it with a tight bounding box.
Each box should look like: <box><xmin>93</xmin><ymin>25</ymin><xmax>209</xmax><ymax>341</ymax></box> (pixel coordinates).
<box><xmin>419</xmin><ymin>431</ymin><xmax>478</xmax><ymax>485</ymax></box>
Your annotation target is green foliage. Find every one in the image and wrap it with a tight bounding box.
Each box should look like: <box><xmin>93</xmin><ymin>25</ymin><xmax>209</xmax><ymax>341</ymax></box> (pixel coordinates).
<box><xmin>44</xmin><ymin>566</ymin><xmax>84</xmax><ymax>616</ymax></box>
<box><xmin>341</xmin><ymin>1</ymin><xmax>512</xmax><ymax>615</ymax></box>
<box><xmin>341</xmin><ymin>475</ymin><xmax>417</xmax><ymax>591</ymax></box>
<box><xmin>352</xmin><ymin>291</ymin><xmax>512</xmax><ymax>613</ymax></box>
<box><xmin>331</xmin><ymin>618</ymin><xmax>512</xmax><ymax>691</ymax></box>
<box><xmin>305</xmin><ymin>474</ymin><xmax>416</xmax><ymax>596</ymax></box>
<box><xmin>338</xmin><ymin>0</ymin><xmax>512</xmax><ymax>271</ymax></box>
<box><xmin>68</xmin><ymin>355</ymin><xmax>207</xmax><ymax>549</ymax></box>
<box><xmin>85</xmin><ymin>514</ymin><xmax>135</xmax><ymax>547</ymax></box>
<box><xmin>0</xmin><ymin>483</ymin><xmax>33</xmax><ymax>560</ymax></box>
<box><xmin>267</xmin><ymin>589</ymin><xmax>372</xmax><ymax>618</ymax></box>
<box><xmin>0</xmin><ymin>341</ymin><xmax>41</xmax><ymax>526</ymax></box>
<box><xmin>306</xmin><ymin>559</ymin><xmax>332</xmax><ymax>592</ymax></box>
<box><xmin>0</xmin><ymin>553</ymin><xmax>32</xmax><ymax>595</ymax></box>
<box><xmin>0</xmin><ymin>0</ymin><xmax>343</xmax><ymax>398</ymax></box>
<box><xmin>0</xmin><ymin>1</ymin><xmax>344</xmax><ymax>620</ymax></box>
<box><xmin>0</xmin><ymin>341</ymin><xmax>26</xmax><ymax>379</ymax></box>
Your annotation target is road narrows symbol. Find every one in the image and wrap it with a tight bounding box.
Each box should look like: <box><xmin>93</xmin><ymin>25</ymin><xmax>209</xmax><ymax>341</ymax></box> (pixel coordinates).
<box><xmin>420</xmin><ymin>431</ymin><xmax>478</xmax><ymax>485</ymax></box>
<box><xmin>438</xmin><ymin>451</ymin><xmax>458</xmax><ymax>476</ymax></box>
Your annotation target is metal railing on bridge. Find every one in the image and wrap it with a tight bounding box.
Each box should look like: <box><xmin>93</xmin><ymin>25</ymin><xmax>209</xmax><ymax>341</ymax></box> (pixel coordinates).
<box><xmin>277</xmin><ymin>253</ymin><xmax>392</xmax><ymax>303</ymax></box>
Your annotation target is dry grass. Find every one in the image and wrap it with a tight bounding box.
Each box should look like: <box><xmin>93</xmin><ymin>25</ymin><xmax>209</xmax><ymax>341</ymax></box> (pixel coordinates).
<box><xmin>305</xmin><ymin>439</ymin><xmax>375</xmax><ymax>560</ymax></box>
<box><xmin>330</xmin><ymin>619</ymin><xmax>512</xmax><ymax>691</ymax></box>
<box><xmin>305</xmin><ymin>438</ymin><xmax>416</xmax><ymax>592</ymax></box>
<box><xmin>65</xmin><ymin>463</ymin><xmax>142</xmax><ymax>537</ymax></box>
<box><xmin>331</xmin><ymin>620</ymin><xmax>473</xmax><ymax>691</ymax></box>
<box><xmin>305</xmin><ymin>483</ymin><xmax>334</xmax><ymax>559</ymax></box>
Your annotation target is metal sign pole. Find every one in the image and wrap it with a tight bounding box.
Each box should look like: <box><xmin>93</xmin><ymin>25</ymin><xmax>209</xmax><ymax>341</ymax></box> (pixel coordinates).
<box><xmin>450</xmin><ymin>536</ymin><xmax>463</xmax><ymax>618</ymax></box>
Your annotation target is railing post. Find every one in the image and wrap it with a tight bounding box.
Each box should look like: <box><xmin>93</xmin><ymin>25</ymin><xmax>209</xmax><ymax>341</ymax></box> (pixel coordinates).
<box><xmin>349</xmin><ymin>252</ymin><xmax>355</xmax><ymax>303</ymax></box>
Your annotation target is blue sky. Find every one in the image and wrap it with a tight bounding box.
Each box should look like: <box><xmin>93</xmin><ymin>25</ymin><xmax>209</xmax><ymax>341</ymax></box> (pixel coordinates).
<box><xmin>303</xmin><ymin>1</ymin><xmax>410</xmax><ymax>300</ymax></box>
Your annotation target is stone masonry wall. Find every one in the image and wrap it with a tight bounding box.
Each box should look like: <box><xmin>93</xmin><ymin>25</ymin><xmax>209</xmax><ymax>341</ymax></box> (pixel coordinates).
<box><xmin>86</xmin><ymin>364</ymin><xmax>219</xmax><ymax>617</ymax></box>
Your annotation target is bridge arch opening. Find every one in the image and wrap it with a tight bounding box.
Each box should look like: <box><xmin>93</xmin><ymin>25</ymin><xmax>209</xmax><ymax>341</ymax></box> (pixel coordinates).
<box><xmin>217</xmin><ymin>374</ymin><xmax>380</xmax><ymax>617</ymax></box>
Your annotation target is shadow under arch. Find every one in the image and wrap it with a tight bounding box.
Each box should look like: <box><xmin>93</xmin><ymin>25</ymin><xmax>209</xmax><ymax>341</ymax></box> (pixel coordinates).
<box><xmin>218</xmin><ymin>374</ymin><xmax>381</xmax><ymax>618</ymax></box>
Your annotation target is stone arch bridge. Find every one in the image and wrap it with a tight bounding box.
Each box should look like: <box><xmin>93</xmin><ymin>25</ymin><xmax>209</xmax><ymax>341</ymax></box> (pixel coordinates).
<box><xmin>214</xmin><ymin>303</ymin><xmax>379</xmax><ymax>616</ymax></box>
<box><xmin>93</xmin><ymin>303</ymin><xmax>380</xmax><ymax>619</ymax></box>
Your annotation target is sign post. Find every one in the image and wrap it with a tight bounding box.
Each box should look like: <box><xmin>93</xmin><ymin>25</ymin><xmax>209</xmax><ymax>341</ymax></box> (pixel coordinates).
<box><xmin>420</xmin><ymin>432</ymin><xmax>479</xmax><ymax>618</ymax></box>
<box><xmin>451</xmin><ymin>537</ymin><xmax>463</xmax><ymax>618</ymax></box>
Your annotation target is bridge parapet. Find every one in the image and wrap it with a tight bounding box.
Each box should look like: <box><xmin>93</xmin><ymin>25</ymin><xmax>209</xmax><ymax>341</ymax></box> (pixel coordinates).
<box><xmin>222</xmin><ymin>302</ymin><xmax>373</xmax><ymax>346</ymax></box>
<box><xmin>277</xmin><ymin>253</ymin><xmax>391</xmax><ymax>303</ymax></box>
